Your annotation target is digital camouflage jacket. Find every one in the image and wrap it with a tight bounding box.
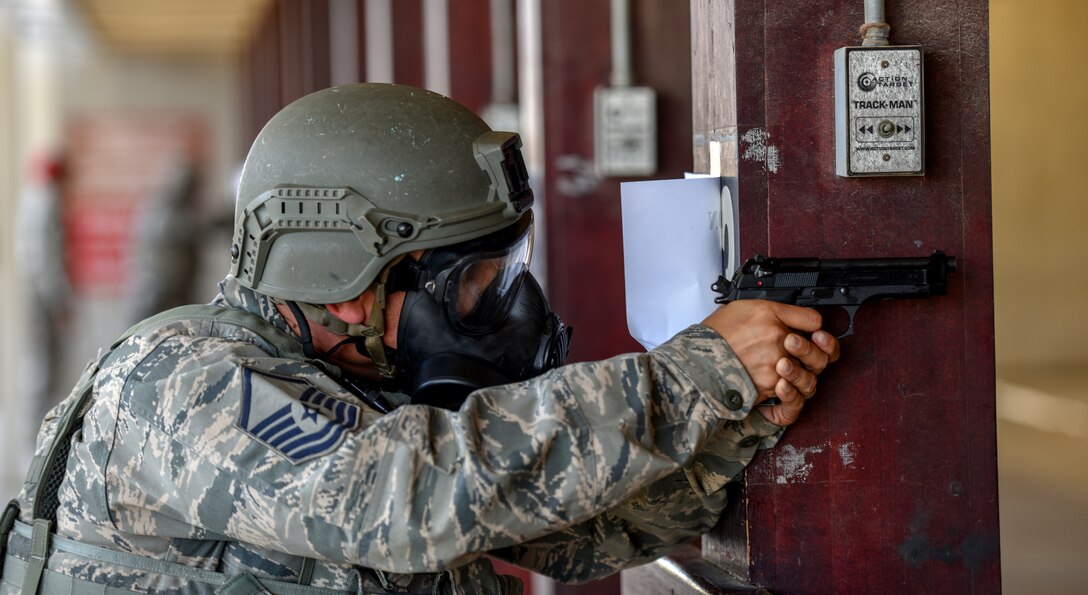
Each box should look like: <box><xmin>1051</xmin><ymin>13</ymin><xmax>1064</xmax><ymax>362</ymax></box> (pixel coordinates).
<box><xmin>3</xmin><ymin>277</ymin><xmax>782</xmax><ymax>594</ymax></box>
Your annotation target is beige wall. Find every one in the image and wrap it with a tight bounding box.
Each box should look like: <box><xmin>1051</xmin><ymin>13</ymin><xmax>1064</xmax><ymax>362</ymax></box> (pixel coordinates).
<box><xmin>57</xmin><ymin>44</ymin><xmax>244</xmax><ymax>392</ymax></box>
<box><xmin>62</xmin><ymin>49</ymin><xmax>242</xmax><ymax>214</ymax></box>
<box><xmin>992</xmin><ymin>0</ymin><xmax>1088</xmax><ymax>367</ymax></box>
<box><xmin>0</xmin><ymin>5</ymin><xmax>242</xmax><ymax>497</ymax></box>
<box><xmin>0</xmin><ymin>0</ymin><xmax>69</xmax><ymax>495</ymax></box>
<box><xmin>0</xmin><ymin>5</ymin><xmax>25</xmax><ymax>495</ymax></box>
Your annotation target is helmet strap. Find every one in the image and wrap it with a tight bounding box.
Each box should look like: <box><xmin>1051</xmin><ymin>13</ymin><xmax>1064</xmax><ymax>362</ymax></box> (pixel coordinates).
<box><xmin>284</xmin><ymin>300</ymin><xmax>318</xmax><ymax>359</ymax></box>
<box><xmin>362</xmin><ymin>269</ymin><xmax>396</xmax><ymax>378</ymax></box>
<box><xmin>275</xmin><ymin>256</ymin><xmax>404</xmax><ymax>379</ymax></box>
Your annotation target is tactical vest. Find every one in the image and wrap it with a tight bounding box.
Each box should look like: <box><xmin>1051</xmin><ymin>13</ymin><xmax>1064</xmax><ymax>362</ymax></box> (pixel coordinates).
<box><xmin>0</xmin><ymin>304</ymin><xmax>516</xmax><ymax>595</ymax></box>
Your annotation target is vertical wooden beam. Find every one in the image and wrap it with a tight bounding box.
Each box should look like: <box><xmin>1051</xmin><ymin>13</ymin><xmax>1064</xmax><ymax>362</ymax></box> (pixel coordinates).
<box><xmin>278</xmin><ymin>0</ymin><xmax>305</xmax><ymax>103</ymax></box>
<box><xmin>690</xmin><ymin>0</ymin><xmax>737</xmax><ymax>177</ymax></box>
<box><xmin>684</xmin><ymin>1</ymin><xmax>1001</xmax><ymax>592</ymax></box>
<box><xmin>392</xmin><ymin>0</ymin><xmax>424</xmax><ymax>87</ymax></box>
<box><xmin>305</xmin><ymin>0</ymin><xmax>332</xmax><ymax>93</ymax></box>
<box><xmin>241</xmin><ymin>0</ymin><xmax>333</xmax><ymax>150</ymax></box>
<box><xmin>448</xmin><ymin>1</ymin><xmax>492</xmax><ymax>114</ymax></box>
<box><xmin>240</xmin><ymin>2</ymin><xmax>282</xmax><ymax>149</ymax></box>
<box><xmin>632</xmin><ymin>0</ymin><xmax>692</xmax><ymax>181</ymax></box>
<box><xmin>278</xmin><ymin>0</ymin><xmax>331</xmax><ymax>105</ymax></box>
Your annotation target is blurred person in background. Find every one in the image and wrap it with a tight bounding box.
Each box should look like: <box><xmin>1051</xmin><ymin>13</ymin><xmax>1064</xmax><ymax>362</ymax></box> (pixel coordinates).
<box><xmin>126</xmin><ymin>154</ymin><xmax>201</xmax><ymax>322</ymax></box>
<box><xmin>2</xmin><ymin>84</ymin><xmax>839</xmax><ymax>594</ymax></box>
<box><xmin>14</xmin><ymin>150</ymin><xmax>71</xmax><ymax>420</ymax></box>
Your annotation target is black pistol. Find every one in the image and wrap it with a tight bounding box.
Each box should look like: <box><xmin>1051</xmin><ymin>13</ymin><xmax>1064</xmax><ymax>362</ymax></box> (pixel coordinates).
<box><xmin>712</xmin><ymin>251</ymin><xmax>956</xmax><ymax>338</ymax></box>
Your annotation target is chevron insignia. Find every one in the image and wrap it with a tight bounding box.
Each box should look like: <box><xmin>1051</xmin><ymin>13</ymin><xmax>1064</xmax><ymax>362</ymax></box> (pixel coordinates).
<box><xmin>237</xmin><ymin>368</ymin><xmax>361</xmax><ymax>463</ymax></box>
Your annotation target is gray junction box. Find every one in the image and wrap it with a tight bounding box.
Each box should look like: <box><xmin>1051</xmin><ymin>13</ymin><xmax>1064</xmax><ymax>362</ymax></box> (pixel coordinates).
<box><xmin>594</xmin><ymin>86</ymin><xmax>657</xmax><ymax>177</ymax></box>
<box><xmin>835</xmin><ymin>45</ymin><xmax>925</xmax><ymax>177</ymax></box>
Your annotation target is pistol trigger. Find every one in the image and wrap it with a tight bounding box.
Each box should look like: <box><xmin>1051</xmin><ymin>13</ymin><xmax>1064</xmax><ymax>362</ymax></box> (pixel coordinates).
<box><xmin>837</xmin><ymin>306</ymin><xmax>860</xmax><ymax>339</ymax></box>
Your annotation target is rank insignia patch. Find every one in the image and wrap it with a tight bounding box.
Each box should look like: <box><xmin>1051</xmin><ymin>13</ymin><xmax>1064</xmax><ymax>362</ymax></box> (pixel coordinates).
<box><xmin>238</xmin><ymin>368</ymin><xmax>361</xmax><ymax>463</ymax></box>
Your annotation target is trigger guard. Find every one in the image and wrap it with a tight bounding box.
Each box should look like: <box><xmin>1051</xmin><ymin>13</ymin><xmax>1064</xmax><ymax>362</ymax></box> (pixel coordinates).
<box><xmin>837</xmin><ymin>305</ymin><xmax>860</xmax><ymax>338</ymax></box>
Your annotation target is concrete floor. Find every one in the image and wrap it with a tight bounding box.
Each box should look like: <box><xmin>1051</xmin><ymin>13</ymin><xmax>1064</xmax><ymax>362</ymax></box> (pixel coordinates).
<box><xmin>997</xmin><ymin>367</ymin><xmax>1088</xmax><ymax>594</ymax></box>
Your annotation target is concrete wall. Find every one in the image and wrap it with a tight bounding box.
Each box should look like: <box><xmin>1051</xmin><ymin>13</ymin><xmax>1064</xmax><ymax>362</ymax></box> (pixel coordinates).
<box><xmin>992</xmin><ymin>0</ymin><xmax>1088</xmax><ymax>367</ymax></box>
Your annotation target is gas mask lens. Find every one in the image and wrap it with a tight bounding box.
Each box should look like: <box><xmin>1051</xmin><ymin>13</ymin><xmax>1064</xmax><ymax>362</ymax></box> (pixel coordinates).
<box><xmin>442</xmin><ymin>213</ymin><xmax>533</xmax><ymax>333</ymax></box>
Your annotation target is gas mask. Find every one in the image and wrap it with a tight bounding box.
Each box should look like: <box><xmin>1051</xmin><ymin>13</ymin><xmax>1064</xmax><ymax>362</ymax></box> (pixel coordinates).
<box><xmin>386</xmin><ymin>212</ymin><xmax>573</xmax><ymax>409</ymax></box>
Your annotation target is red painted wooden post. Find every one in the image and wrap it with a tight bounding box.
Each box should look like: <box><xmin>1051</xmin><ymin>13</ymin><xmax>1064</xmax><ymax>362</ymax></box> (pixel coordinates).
<box><xmin>654</xmin><ymin>1</ymin><xmax>1000</xmax><ymax>592</ymax></box>
<box><xmin>277</xmin><ymin>0</ymin><xmax>331</xmax><ymax>105</ymax></box>
<box><xmin>540</xmin><ymin>0</ymin><xmax>692</xmax><ymax>365</ymax></box>
<box><xmin>392</xmin><ymin>0</ymin><xmax>424</xmax><ymax>87</ymax></box>
<box><xmin>240</xmin><ymin>3</ymin><xmax>283</xmax><ymax>149</ymax></box>
<box><xmin>448</xmin><ymin>1</ymin><xmax>493</xmax><ymax>115</ymax></box>
<box><xmin>240</xmin><ymin>1</ymin><xmax>333</xmax><ymax>148</ymax></box>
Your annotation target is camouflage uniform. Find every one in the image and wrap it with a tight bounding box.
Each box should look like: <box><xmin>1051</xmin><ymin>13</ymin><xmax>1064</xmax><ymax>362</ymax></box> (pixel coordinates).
<box><xmin>3</xmin><ymin>277</ymin><xmax>781</xmax><ymax>594</ymax></box>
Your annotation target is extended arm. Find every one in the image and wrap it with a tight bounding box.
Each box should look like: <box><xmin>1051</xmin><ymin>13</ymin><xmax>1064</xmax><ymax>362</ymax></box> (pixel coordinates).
<box><xmin>492</xmin><ymin>413</ymin><xmax>782</xmax><ymax>583</ymax></box>
<box><xmin>91</xmin><ymin>325</ymin><xmax>759</xmax><ymax>574</ymax></box>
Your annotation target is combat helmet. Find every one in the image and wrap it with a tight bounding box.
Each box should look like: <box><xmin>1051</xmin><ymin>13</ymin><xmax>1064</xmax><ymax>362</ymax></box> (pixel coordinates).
<box><xmin>230</xmin><ymin>83</ymin><xmax>533</xmax><ymax>306</ymax></box>
<box><xmin>229</xmin><ymin>84</ymin><xmax>534</xmax><ymax>377</ymax></box>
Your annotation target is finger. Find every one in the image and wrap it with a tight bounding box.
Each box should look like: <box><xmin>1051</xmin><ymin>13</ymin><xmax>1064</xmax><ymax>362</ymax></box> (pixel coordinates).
<box><xmin>785</xmin><ymin>334</ymin><xmax>829</xmax><ymax>373</ymax></box>
<box><xmin>754</xmin><ymin>370</ymin><xmax>783</xmax><ymax>399</ymax></box>
<box><xmin>758</xmin><ymin>378</ymin><xmax>805</xmax><ymax>426</ymax></box>
<box><xmin>776</xmin><ymin>356</ymin><xmax>817</xmax><ymax>397</ymax></box>
<box><xmin>812</xmin><ymin>330</ymin><xmax>841</xmax><ymax>363</ymax></box>
<box><xmin>767</xmin><ymin>302</ymin><xmax>823</xmax><ymax>333</ymax></box>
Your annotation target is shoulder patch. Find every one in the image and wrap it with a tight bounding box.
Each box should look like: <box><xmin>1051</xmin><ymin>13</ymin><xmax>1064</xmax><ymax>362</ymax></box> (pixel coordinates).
<box><xmin>237</xmin><ymin>368</ymin><xmax>361</xmax><ymax>463</ymax></box>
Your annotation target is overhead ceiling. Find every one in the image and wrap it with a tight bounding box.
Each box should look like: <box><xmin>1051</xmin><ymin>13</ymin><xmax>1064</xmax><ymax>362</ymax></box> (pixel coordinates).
<box><xmin>77</xmin><ymin>0</ymin><xmax>273</xmax><ymax>55</ymax></box>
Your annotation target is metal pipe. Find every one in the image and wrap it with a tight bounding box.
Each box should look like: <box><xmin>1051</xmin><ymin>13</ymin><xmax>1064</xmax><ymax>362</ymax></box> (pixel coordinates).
<box><xmin>329</xmin><ymin>0</ymin><xmax>360</xmax><ymax>85</ymax></box>
<box><xmin>490</xmin><ymin>0</ymin><xmax>516</xmax><ymax>104</ymax></box>
<box><xmin>423</xmin><ymin>0</ymin><xmax>450</xmax><ymax>96</ymax></box>
<box><xmin>864</xmin><ymin>0</ymin><xmax>885</xmax><ymax>24</ymax></box>
<box><xmin>517</xmin><ymin>0</ymin><xmax>549</xmax><ymax>292</ymax></box>
<box><xmin>609</xmin><ymin>0</ymin><xmax>632</xmax><ymax>87</ymax></box>
<box><xmin>861</xmin><ymin>0</ymin><xmax>891</xmax><ymax>46</ymax></box>
<box><xmin>364</xmin><ymin>0</ymin><xmax>393</xmax><ymax>82</ymax></box>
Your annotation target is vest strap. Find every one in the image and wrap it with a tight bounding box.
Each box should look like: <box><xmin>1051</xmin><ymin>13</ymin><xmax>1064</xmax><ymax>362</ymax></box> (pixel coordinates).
<box><xmin>6</xmin><ymin>520</ymin><xmax>358</xmax><ymax>595</ymax></box>
<box><xmin>217</xmin><ymin>572</ymin><xmax>274</xmax><ymax>595</ymax></box>
<box><xmin>0</xmin><ymin>500</ymin><xmax>17</xmax><ymax>562</ymax></box>
<box><xmin>21</xmin><ymin>518</ymin><xmax>52</xmax><ymax>594</ymax></box>
<box><xmin>298</xmin><ymin>558</ymin><xmax>315</xmax><ymax>586</ymax></box>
